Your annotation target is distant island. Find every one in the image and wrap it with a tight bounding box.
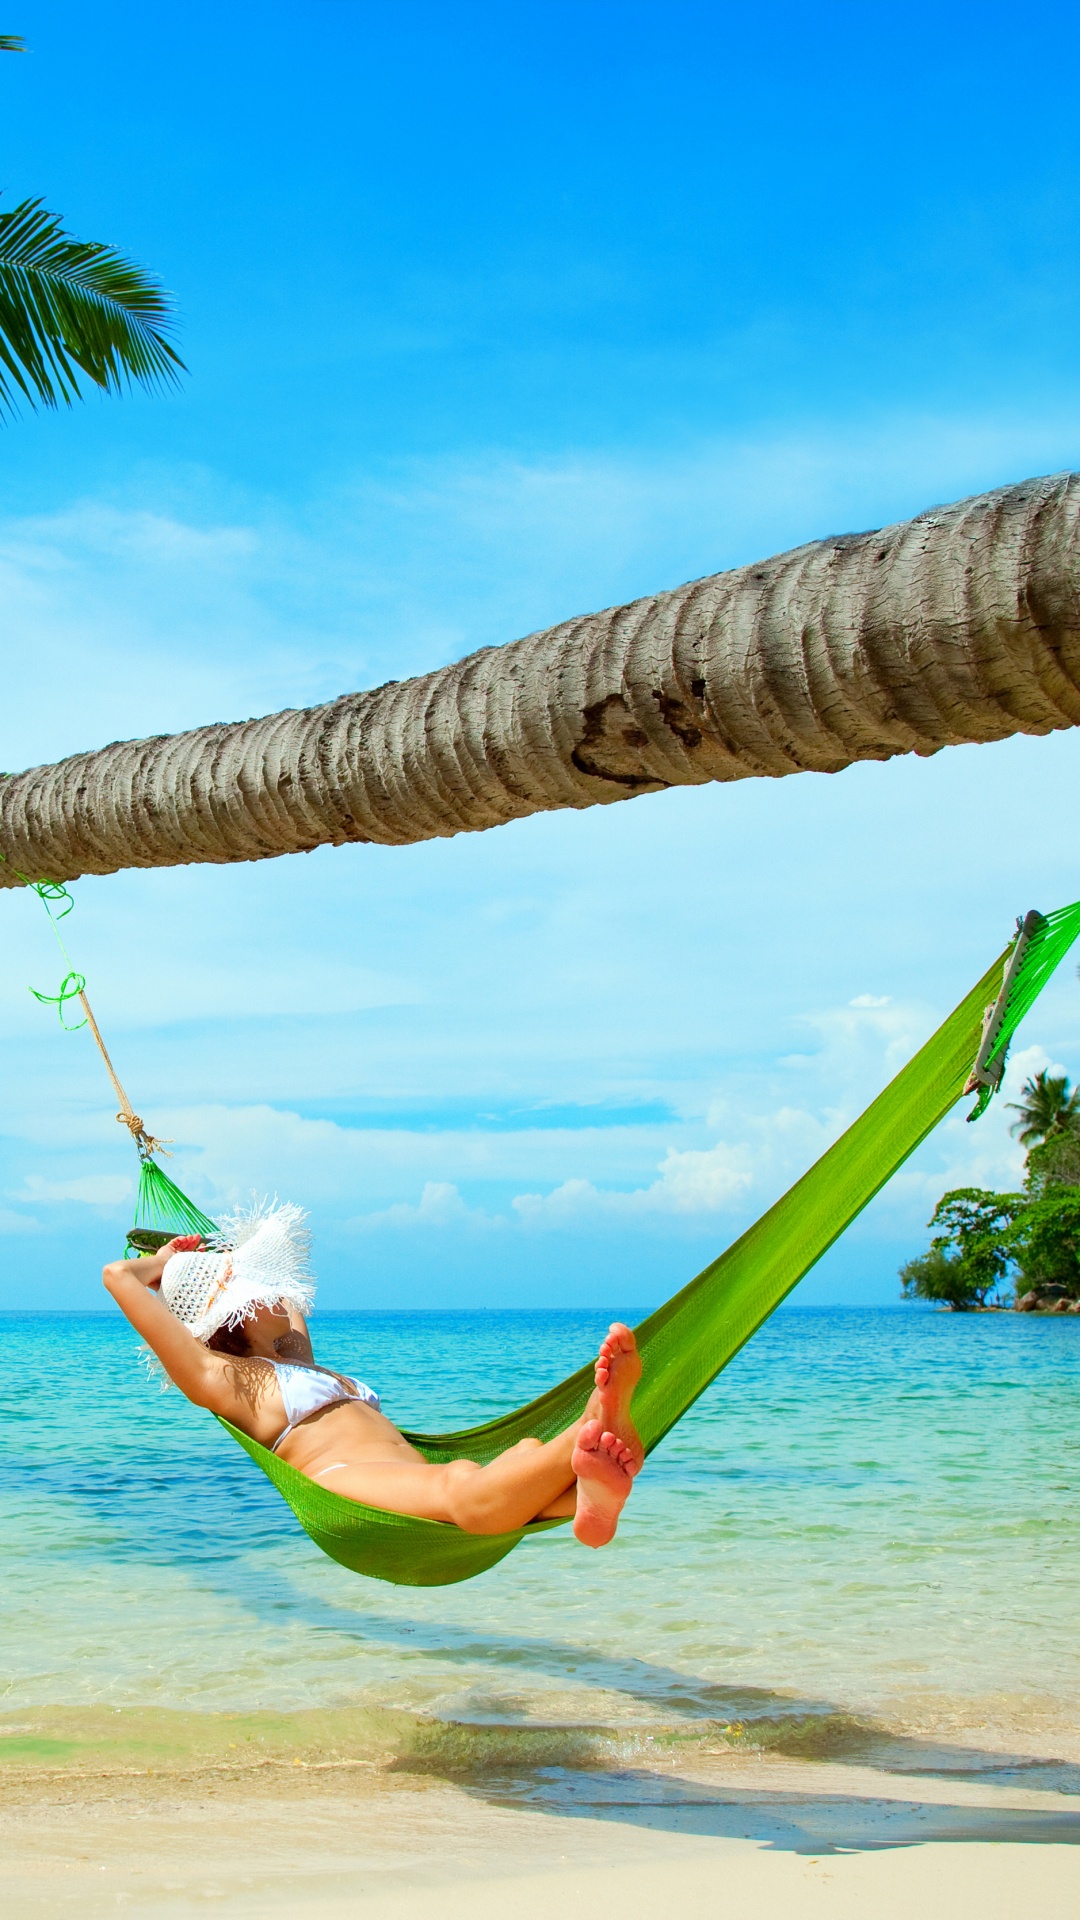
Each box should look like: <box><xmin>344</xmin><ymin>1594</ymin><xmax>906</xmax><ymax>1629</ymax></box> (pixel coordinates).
<box><xmin>901</xmin><ymin>1069</ymin><xmax>1080</xmax><ymax>1313</ymax></box>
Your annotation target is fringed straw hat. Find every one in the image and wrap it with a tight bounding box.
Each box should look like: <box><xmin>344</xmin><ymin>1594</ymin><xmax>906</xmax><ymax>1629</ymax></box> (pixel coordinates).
<box><xmin>160</xmin><ymin>1198</ymin><xmax>314</xmax><ymax>1342</ymax></box>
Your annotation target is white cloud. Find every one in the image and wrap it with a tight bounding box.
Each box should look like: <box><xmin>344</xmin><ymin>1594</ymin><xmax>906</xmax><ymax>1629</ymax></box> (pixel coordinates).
<box><xmin>0</xmin><ymin>1208</ymin><xmax>38</xmax><ymax>1235</ymax></box>
<box><xmin>14</xmin><ymin>1173</ymin><xmax>133</xmax><ymax>1207</ymax></box>
<box><xmin>329</xmin><ymin>406</ymin><xmax>1080</xmax><ymax>624</ymax></box>
<box><xmin>512</xmin><ymin>1138</ymin><xmax>753</xmax><ymax>1227</ymax></box>
<box><xmin>352</xmin><ymin>1181</ymin><xmax>496</xmax><ymax>1230</ymax></box>
<box><xmin>786</xmin><ymin>996</ymin><xmax>931</xmax><ymax>1083</ymax></box>
<box><xmin>146</xmin><ymin>1103</ymin><xmax>680</xmax><ymax>1208</ymax></box>
<box><xmin>651</xmin><ymin>1142</ymin><xmax>755</xmax><ymax>1212</ymax></box>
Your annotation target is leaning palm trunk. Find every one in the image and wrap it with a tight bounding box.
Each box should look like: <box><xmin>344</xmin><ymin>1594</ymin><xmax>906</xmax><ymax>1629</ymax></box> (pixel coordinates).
<box><xmin>3</xmin><ymin>472</ymin><xmax>1080</xmax><ymax>887</ymax></box>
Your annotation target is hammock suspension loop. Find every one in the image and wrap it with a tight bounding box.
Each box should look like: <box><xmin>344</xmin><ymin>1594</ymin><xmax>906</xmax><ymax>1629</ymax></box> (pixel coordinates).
<box><xmin>962</xmin><ymin>909</ymin><xmax>1046</xmax><ymax>1119</ymax></box>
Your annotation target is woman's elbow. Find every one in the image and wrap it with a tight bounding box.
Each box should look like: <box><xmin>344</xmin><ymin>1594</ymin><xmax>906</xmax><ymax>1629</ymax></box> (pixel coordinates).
<box><xmin>101</xmin><ymin>1262</ymin><xmax>125</xmax><ymax>1297</ymax></box>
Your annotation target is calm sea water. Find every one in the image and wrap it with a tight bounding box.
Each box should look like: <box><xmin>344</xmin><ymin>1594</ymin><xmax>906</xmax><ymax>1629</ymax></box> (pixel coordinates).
<box><xmin>3</xmin><ymin>1306</ymin><xmax>1080</xmax><ymax>1757</ymax></box>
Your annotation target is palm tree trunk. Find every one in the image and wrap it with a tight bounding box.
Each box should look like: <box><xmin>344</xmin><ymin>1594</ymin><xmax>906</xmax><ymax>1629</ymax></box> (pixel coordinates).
<box><xmin>3</xmin><ymin>471</ymin><xmax>1080</xmax><ymax>886</ymax></box>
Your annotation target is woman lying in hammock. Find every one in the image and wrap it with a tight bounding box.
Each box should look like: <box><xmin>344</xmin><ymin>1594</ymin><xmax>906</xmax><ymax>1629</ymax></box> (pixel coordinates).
<box><xmin>103</xmin><ymin>1201</ymin><xmax>643</xmax><ymax>1548</ymax></box>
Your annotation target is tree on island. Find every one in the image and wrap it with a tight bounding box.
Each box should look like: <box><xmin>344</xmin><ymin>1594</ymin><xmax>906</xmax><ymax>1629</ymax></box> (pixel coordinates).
<box><xmin>901</xmin><ymin>1071</ymin><xmax>1080</xmax><ymax>1311</ymax></box>
<box><xmin>1006</xmin><ymin>1185</ymin><xmax>1080</xmax><ymax>1301</ymax></box>
<box><xmin>0</xmin><ymin>36</ymin><xmax>183</xmax><ymax>419</ymax></box>
<box><xmin>900</xmin><ymin>1189</ymin><xmax>1024</xmax><ymax>1311</ymax></box>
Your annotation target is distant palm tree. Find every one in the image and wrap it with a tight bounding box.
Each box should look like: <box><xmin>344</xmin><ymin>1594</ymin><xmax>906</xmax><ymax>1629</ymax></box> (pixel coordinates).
<box><xmin>1008</xmin><ymin>1070</ymin><xmax>1080</xmax><ymax>1148</ymax></box>
<box><xmin>0</xmin><ymin>35</ymin><xmax>184</xmax><ymax>419</ymax></box>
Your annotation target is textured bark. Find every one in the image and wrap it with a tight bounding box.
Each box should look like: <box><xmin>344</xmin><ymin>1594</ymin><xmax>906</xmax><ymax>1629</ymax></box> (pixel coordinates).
<box><xmin>3</xmin><ymin>471</ymin><xmax>1080</xmax><ymax>887</ymax></box>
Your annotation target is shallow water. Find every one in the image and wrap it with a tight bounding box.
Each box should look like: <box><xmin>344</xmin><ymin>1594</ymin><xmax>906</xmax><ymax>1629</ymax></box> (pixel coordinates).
<box><xmin>3</xmin><ymin>1307</ymin><xmax>1080</xmax><ymax>1762</ymax></box>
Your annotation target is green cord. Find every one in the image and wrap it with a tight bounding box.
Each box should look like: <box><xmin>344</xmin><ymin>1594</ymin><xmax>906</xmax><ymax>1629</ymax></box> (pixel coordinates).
<box><xmin>0</xmin><ymin>853</ymin><xmax>87</xmax><ymax>1028</ymax></box>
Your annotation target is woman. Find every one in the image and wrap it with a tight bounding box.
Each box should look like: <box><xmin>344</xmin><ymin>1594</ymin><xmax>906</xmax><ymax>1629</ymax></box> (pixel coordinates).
<box><xmin>103</xmin><ymin>1201</ymin><xmax>643</xmax><ymax>1547</ymax></box>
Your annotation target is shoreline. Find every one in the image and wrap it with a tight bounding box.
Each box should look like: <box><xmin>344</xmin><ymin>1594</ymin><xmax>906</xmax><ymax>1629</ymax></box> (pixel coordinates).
<box><xmin>5</xmin><ymin>1694</ymin><xmax>1080</xmax><ymax>1776</ymax></box>
<box><xmin>3</xmin><ymin>1740</ymin><xmax>1079</xmax><ymax>1917</ymax></box>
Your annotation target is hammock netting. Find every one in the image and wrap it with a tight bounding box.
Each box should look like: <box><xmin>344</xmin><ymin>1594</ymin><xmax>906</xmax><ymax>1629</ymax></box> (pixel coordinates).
<box><xmin>128</xmin><ymin>1160</ymin><xmax>218</xmax><ymax>1249</ymax></box>
<box><xmin>135</xmin><ymin>901</ymin><xmax>1080</xmax><ymax>1587</ymax></box>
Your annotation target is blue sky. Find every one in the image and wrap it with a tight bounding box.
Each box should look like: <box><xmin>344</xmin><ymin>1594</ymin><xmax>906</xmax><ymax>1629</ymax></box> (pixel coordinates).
<box><xmin>3</xmin><ymin>0</ymin><xmax>1080</xmax><ymax>1311</ymax></box>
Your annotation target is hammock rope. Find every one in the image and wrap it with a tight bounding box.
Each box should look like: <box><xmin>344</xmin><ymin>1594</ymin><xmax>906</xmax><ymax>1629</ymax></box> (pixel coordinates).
<box><xmin>5</xmin><ymin>853</ymin><xmax>201</xmax><ymax>1236</ymax></box>
<box><xmin>14</xmin><ymin>863</ymin><xmax>1080</xmax><ymax>1587</ymax></box>
<box><xmin>75</xmin><ymin>989</ymin><xmax>171</xmax><ymax>1162</ymax></box>
<box><xmin>2</xmin><ymin>851</ymin><xmax>171</xmax><ymax>1157</ymax></box>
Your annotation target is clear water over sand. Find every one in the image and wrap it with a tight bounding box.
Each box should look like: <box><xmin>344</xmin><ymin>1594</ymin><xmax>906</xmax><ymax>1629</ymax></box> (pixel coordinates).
<box><xmin>4</xmin><ymin>1307</ymin><xmax>1080</xmax><ymax>1765</ymax></box>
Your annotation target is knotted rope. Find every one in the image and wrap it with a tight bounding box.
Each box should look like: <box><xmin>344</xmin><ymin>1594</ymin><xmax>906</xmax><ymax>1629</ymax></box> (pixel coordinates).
<box><xmin>75</xmin><ymin>988</ymin><xmax>170</xmax><ymax>1159</ymax></box>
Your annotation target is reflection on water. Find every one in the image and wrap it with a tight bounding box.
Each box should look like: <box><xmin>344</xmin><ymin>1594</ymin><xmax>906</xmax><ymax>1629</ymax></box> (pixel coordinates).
<box><xmin>3</xmin><ymin>1307</ymin><xmax>1080</xmax><ymax>1752</ymax></box>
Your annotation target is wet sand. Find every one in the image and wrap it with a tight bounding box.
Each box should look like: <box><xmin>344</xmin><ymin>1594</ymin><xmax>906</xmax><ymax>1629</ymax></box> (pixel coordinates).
<box><xmin>3</xmin><ymin>1736</ymin><xmax>1079</xmax><ymax>1918</ymax></box>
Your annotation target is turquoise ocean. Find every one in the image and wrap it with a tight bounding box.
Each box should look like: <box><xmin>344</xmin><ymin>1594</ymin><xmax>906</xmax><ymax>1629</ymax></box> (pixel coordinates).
<box><xmin>4</xmin><ymin>1305</ymin><xmax>1080</xmax><ymax>1775</ymax></box>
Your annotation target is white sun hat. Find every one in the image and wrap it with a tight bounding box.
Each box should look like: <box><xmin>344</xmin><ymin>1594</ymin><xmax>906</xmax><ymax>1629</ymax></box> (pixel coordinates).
<box><xmin>160</xmin><ymin>1198</ymin><xmax>315</xmax><ymax>1342</ymax></box>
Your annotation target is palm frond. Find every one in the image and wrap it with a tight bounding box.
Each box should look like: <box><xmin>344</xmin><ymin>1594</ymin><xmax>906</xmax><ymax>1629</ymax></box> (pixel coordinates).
<box><xmin>0</xmin><ymin>195</ymin><xmax>186</xmax><ymax>419</ymax></box>
<box><xmin>0</xmin><ymin>36</ymin><xmax>27</xmax><ymax>52</ymax></box>
<box><xmin>1007</xmin><ymin>1068</ymin><xmax>1080</xmax><ymax>1145</ymax></box>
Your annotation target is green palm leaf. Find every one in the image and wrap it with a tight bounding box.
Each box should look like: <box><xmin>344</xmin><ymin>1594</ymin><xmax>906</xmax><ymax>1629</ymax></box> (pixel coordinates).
<box><xmin>0</xmin><ymin>194</ymin><xmax>185</xmax><ymax>418</ymax></box>
<box><xmin>1007</xmin><ymin>1068</ymin><xmax>1080</xmax><ymax>1146</ymax></box>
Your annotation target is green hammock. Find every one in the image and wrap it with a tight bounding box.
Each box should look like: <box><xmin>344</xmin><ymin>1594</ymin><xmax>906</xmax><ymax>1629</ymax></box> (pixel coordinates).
<box><xmin>159</xmin><ymin>903</ymin><xmax>1080</xmax><ymax>1586</ymax></box>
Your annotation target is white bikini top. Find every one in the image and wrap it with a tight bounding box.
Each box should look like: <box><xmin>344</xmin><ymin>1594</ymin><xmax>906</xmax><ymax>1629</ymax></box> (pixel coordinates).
<box><xmin>267</xmin><ymin>1361</ymin><xmax>380</xmax><ymax>1453</ymax></box>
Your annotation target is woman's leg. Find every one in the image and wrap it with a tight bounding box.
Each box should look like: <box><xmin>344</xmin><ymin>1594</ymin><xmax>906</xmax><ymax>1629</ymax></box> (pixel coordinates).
<box><xmin>321</xmin><ymin>1323</ymin><xmax>643</xmax><ymax>1545</ymax></box>
<box><xmin>308</xmin><ymin>1421</ymin><xmax>581</xmax><ymax>1530</ymax></box>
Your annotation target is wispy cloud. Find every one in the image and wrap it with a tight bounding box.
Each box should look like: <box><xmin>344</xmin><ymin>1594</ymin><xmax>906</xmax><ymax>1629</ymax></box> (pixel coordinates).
<box><xmin>0</xmin><ymin>1208</ymin><xmax>38</xmax><ymax>1236</ymax></box>
<box><xmin>512</xmin><ymin>1137</ymin><xmax>753</xmax><ymax>1227</ymax></box>
<box><xmin>14</xmin><ymin>1173</ymin><xmax>133</xmax><ymax>1207</ymax></box>
<box><xmin>353</xmin><ymin>1181</ymin><xmax>496</xmax><ymax>1231</ymax></box>
<box><xmin>6</xmin><ymin>405</ymin><xmax>1080</xmax><ymax>774</ymax></box>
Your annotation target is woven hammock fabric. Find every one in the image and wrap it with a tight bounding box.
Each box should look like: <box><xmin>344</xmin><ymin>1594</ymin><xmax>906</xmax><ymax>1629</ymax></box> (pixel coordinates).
<box><xmin>131</xmin><ymin>1159</ymin><xmax>218</xmax><ymax>1244</ymax></box>
<box><xmin>217</xmin><ymin>902</ymin><xmax>1080</xmax><ymax>1587</ymax></box>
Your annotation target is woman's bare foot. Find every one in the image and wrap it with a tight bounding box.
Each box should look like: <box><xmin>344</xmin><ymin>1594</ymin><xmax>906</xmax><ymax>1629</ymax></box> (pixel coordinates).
<box><xmin>594</xmin><ymin>1322</ymin><xmax>643</xmax><ymax>1470</ymax></box>
<box><xmin>571</xmin><ymin>1419</ymin><xmax>637</xmax><ymax>1547</ymax></box>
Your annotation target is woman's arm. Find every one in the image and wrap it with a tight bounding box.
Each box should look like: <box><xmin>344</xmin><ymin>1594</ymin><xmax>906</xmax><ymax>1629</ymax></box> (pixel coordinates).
<box><xmin>102</xmin><ymin>1242</ymin><xmax>285</xmax><ymax>1441</ymax></box>
<box><xmin>103</xmin><ymin>1243</ymin><xmax>220</xmax><ymax>1406</ymax></box>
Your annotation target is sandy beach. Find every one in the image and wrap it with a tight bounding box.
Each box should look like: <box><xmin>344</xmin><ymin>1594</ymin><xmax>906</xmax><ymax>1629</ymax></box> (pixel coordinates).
<box><xmin>4</xmin><ymin>1719</ymin><xmax>1080</xmax><ymax>1919</ymax></box>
